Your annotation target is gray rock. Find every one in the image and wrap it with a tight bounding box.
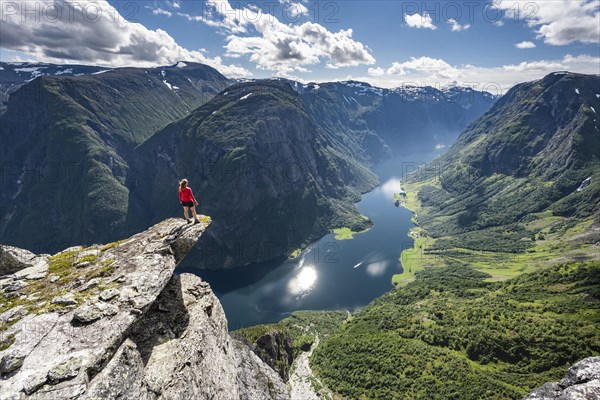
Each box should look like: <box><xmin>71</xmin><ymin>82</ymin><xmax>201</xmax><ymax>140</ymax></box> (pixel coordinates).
<box><xmin>98</xmin><ymin>302</ymin><xmax>119</xmax><ymax>316</ymax></box>
<box><xmin>99</xmin><ymin>288</ymin><xmax>119</xmax><ymax>302</ymax></box>
<box><xmin>4</xmin><ymin>280</ymin><xmax>28</xmax><ymax>292</ymax></box>
<box><xmin>523</xmin><ymin>357</ymin><xmax>600</xmax><ymax>399</ymax></box>
<box><xmin>83</xmin><ymin>339</ymin><xmax>147</xmax><ymax>399</ymax></box>
<box><xmin>72</xmin><ymin>303</ymin><xmax>104</xmax><ymax>324</ymax></box>
<box><xmin>74</xmin><ymin>261</ymin><xmax>92</xmax><ymax>269</ymax></box>
<box><xmin>0</xmin><ymin>353</ymin><xmax>26</xmax><ymax>374</ymax></box>
<box><xmin>51</xmin><ymin>294</ymin><xmax>77</xmax><ymax>306</ymax></box>
<box><xmin>22</xmin><ymin>372</ymin><xmax>48</xmax><ymax>394</ymax></box>
<box><xmin>0</xmin><ymin>305</ymin><xmax>27</xmax><ymax>323</ymax></box>
<box><xmin>77</xmin><ymin>278</ymin><xmax>101</xmax><ymax>292</ymax></box>
<box><xmin>0</xmin><ymin>276</ymin><xmax>15</xmax><ymax>289</ymax></box>
<box><xmin>13</xmin><ymin>257</ymin><xmax>49</xmax><ymax>280</ymax></box>
<box><xmin>47</xmin><ymin>355</ymin><xmax>83</xmax><ymax>382</ymax></box>
<box><xmin>0</xmin><ymin>246</ymin><xmax>38</xmax><ymax>276</ymax></box>
<box><xmin>0</xmin><ymin>218</ymin><xmax>289</xmax><ymax>399</ymax></box>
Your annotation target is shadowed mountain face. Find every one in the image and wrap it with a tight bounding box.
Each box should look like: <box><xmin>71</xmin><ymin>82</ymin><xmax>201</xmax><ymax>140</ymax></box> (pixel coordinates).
<box><xmin>130</xmin><ymin>80</ymin><xmax>379</xmax><ymax>268</ymax></box>
<box><xmin>0</xmin><ymin>63</ymin><xmax>496</xmax><ymax>268</ymax></box>
<box><xmin>0</xmin><ymin>63</ymin><xmax>231</xmax><ymax>251</ymax></box>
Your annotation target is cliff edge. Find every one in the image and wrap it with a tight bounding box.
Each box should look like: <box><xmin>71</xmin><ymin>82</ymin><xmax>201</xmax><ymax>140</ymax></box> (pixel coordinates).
<box><xmin>0</xmin><ymin>218</ymin><xmax>289</xmax><ymax>399</ymax></box>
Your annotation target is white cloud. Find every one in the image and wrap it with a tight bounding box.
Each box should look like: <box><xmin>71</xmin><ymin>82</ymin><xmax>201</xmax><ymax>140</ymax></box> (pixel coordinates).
<box><xmin>448</xmin><ymin>19</ymin><xmax>470</xmax><ymax>31</ymax></box>
<box><xmin>0</xmin><ymin>0</ymin><xmax>252</xmax><ymax>77</ymax></box>
<box><xmin>150</xmin><ymin>7</ymin><xmax>172</xmax><ymax>17</ymax></box>
<box><xmin>369</xmin><ymin>57</ymin><xmax>462</xmax><ymax>80</ymax></box>
<box><xmin>359</xmin><ymin>54</ymin><xmax>599</xmax><ymax>93</ymax></box>
<box><xmin>171</xmin><ymin>0</ymin><xmax>180</xmax><ymax>9</ymax></box>
<box><xmin>502</xmin><ymin>60</ymin><xmax>566</xmax><ymax>72</ymax></box>
<box><xmin>515</xmin><ymin>41</ymin><xmax>536</xmax><ymax>49</ymax></box>
<box><xmin>279</xmin><ymin>0</ymin><xmax>309</xmax><ymax>18</ymax></box>
<box><xmin>195</xmin><ymin>0</ymin><xmax>374</xmax><ymax>75</ymax></box>
<box><xmin>405</xmin><ymin>12</ymin><xmax>437</xmax><ymax>30</ymax></box>
<box><xmin>492</xmin><ymin>0</ymin><xmax>600</xmax><ymax>45</ymax></box>
<box><xmin>367</xmin><ymin>67</ymin><xmax>386</xmax><ymax>77</ymax></box>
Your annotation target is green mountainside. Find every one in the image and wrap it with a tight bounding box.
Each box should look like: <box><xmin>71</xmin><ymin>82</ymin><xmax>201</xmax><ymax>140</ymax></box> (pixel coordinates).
<box><xmin>396</xmin><ymin>72</ymin><xmax>600</xmax><ymax>283</ymax></box>
<box><xmin>131</xmin><ymin>80</ymin><xmax>378</xmax><ymax>268</ymax></box>
<box><xmin>0</xmin><ymin>63</ymin><xmax>230</xmax><ymax>251</ymax></box>
<box><xmin>311</xmin><ymin>262</ymin><xmax>600</xmax><ymax>399</ymax></box>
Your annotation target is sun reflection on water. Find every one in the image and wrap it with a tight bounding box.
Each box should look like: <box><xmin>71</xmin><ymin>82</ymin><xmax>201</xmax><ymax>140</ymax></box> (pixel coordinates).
<box><xmin>288</xmin><ymin>266</ymin><xmax>318</xmax><ymax>297</ymax></box>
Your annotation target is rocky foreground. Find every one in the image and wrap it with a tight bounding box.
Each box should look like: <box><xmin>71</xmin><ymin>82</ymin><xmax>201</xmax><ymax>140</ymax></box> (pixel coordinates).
<box><xmin>523</xmin><ymin>357</ymin><xmax>600</xmax><ymax>400</ymax></box>
<box><xmin>0</xmin><ymin>218</ymin><xmax>288</xmax><ymax>400</ymax></box>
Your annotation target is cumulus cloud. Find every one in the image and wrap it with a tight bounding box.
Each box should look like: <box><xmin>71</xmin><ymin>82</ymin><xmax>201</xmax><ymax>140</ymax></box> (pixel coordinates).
<box><xmin>515</xmin><ymin>41</ymin><xmax>536</xmax><ymax>49</ymax></box>
<box><xmin>405</xmin><ymin>12</ymin><xmax>437</xmax><ymax>29</ymax></box>
<box><xmin>502</xmin><ymin>60</ymin><xmax>566</xmax><ymax>72</ymax></box>
<box><xmin>448</xmin><ymin>19</ymin><xmax>470</xmax><ymax>31</ymax></box>
<box><xmin>492</xmin><ymin>0</ymin><xmax>600</xmax><ymax>45</ymax></box>
<box><xmin>361</xmin><ymin>54</ymin><xmax>599</xmax><ymax>92</ymax></box>
<box><xmin>0</xmin><ymin>0</ymin><xmax>252</xmax><ymax>77</ymax></box>
<box><xmin>197</xmin><ymin>0</ymin><xmax>374</xmax><ymax>75</ymax></box>
<box><xmin>369</xmin><ymin>57</ymin><xmax>462</xmax><ymax>80</ymax></box>
<box><xmin>278</xmin><ymin>0</ymin><xmax>309</xmax><ymax>18</ymax></box>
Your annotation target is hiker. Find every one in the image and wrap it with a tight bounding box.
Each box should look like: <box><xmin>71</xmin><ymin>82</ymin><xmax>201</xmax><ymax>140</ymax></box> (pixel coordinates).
<box><xmin>178</xmin><ymin>179</ymin><xmax>200</xmax><ymax>224</ymax></box>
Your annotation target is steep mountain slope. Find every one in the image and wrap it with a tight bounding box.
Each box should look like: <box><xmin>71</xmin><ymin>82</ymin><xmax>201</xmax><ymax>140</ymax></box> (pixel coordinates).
<box><xmin>131</xmin><ymin>80</ymin><xmax>378</xmax><ymax>268</ymax></box>
<box><xmin>0</xmin><ymin>63</ymin><xmax>230</xmax><ymax>251</ymax></box>
<box><xmin>311</xmin><ymin>262</ymin><xmax>600</xmax><ymax>399</ymax></box>
<box><xmin>295</xmin><ymin>80</ymin><xmax>495</xmax><ymax>157</ymax></box>
<box><xmin>0</xmin><ymin>218</ymin><xmax>289</xmax><ymax>399</ymax></box>
<box><xmin>396</xmin><ymin>72</ymin><xmax>600</xmax><ymax>282</ymax></box>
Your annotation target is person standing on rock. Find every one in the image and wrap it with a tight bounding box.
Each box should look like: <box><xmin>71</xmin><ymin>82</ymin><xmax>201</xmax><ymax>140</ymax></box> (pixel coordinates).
<box><xmin>178</xmin><ymin>179</ymin><xmax>200</xmax><ymax>224</ymax></box>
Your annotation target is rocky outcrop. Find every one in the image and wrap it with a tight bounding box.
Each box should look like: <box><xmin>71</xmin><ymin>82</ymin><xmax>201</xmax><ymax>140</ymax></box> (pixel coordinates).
<box><xmin>0</xmin><ymin>246</ymin><xmax>48</xmax><ymax>277</ymax></box>
<box><xmin>523</xmin><ymin>357</ymin><xmax>600</xmax><ymax>400</ymax></box>
<box><xmin>234</xmin><ymin>329</ymin><xmax>294</xmax><ymax>381</ymax></box>
<box><xmin>0</xmin><ymin>218</ymin><xmax>289</xmax><ymax>399</ymax></box>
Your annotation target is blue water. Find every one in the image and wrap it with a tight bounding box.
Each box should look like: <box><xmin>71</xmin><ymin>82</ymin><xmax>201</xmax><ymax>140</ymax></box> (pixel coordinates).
<box><xmin>181</xmin><ymin>152</ymin><xmax>440</xmax><ymax>329</ymax></box>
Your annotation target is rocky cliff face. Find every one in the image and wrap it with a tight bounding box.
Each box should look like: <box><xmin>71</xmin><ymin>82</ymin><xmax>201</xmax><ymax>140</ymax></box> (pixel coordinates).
<box><xmin>523</xmin><ymin>357</ymin><xmax>600</xmax><ymax>400</ymax></box>
<box><xmin>0</xmin><ymin>218</ymin><xmax>289</xmax><ymax>399</ymax></box>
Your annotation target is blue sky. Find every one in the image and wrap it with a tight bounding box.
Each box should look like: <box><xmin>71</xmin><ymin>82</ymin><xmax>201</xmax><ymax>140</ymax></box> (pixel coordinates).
<box><xmin>1</xmin><ymin>0</ymin><xmax>599</xmax><ymax>91</ymax></box>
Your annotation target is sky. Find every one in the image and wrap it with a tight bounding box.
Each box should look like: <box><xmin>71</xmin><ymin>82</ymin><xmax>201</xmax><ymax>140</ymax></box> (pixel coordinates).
<box><xmin>1</xmin><ymin>0</ymin><xmax>599</xmax><ymax>93</ymax></box>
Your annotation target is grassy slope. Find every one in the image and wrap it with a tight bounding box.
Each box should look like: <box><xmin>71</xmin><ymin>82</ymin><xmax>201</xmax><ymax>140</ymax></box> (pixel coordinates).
<box><xmin>392</xmin><ymin>73</ymin><xmax>600</xmax><ymax>284</ymax></box>
<box><xmin>235</xmin><ymin>310</ymin><xmax>349</xmax><ymax>359</ymax></box>
<box><xmin>394</xmin><ymin>178</ymin><xmax>599</xmax><ymax>284</ymax></box>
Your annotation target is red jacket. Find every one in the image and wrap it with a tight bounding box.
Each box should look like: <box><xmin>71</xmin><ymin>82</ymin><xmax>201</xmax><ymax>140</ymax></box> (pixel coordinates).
<box><xmin>178</xmin><ymin>187</ymin><xmax>197</xmax><ymax>203</ymax></box>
